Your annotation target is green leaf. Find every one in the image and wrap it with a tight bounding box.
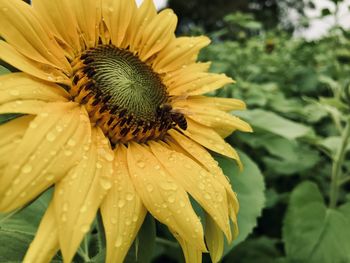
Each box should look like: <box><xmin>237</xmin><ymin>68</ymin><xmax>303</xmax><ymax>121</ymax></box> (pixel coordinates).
<box><xmin>0</xmin><ymin>231</ymin><xmax>33</xmax><ymax>262</ymax></box>
<box><xmin>135</xmin><ymin>214</ymin><xmax>156</xmax><ymax>263</ymax></box>
<box><xmin>283</xmin><ymin>181</ymin><xmax>350</xmax><ymax>263</ymax></box>
<box><xmin>224</xmin><ymin>236</ymin><xmax>282</xmax><ymax>263</ymax></box>
<box><xmin>0</xmin><ymin>189</ymin><xmax>52</xmax><ymax>261</ymax></box>
<box><xmin>215</xmin><ymin>151</ymin><xmax>265</xmax><ymax>255</ymax></box>
<box><xmin>0</xmin><ymin>114</ymin><xmax>22</xmax><ymax>125</ymax></box>
<box><xmin>236</xmin><ymin>109</ymin><xmax>313</xmax><ymax>140</ymax></box>
<box><xmin>0</xmin><ymin>64</ymin><xmax>10</xmax><ymax>75</ymax></box>
<box><xmin>317</xmin><ymin>136</ymin><xmax>350</xmax><ymax>158</ymax></box>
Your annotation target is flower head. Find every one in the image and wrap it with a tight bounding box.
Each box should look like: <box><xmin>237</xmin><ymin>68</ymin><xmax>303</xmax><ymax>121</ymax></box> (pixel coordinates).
<box><xmin>0</xmin><ymin>0</ymin><xmax>252</xmax><ymax>262</ymax></box>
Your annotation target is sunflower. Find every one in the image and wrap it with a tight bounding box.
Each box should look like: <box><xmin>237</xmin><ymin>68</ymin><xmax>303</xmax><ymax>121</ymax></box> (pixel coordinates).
<box><xmin>0</xmin><ymin>0</ymin><xmax>252</xmax><ymax>262</ymax></box>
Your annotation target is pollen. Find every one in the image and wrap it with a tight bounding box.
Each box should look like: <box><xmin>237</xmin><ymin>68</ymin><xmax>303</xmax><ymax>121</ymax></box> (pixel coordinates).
<box><xmin>69</xmin><ymin>45</ymin><xmax>187</xmax><ymax>145</ymax></box>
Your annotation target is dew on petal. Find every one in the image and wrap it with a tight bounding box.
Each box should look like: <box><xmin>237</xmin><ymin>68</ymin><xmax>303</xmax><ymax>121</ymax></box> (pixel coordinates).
<box><xmin>21</xmin><ymin>164</ymin><xmax>32</xmax><ymax>174</ymax></box>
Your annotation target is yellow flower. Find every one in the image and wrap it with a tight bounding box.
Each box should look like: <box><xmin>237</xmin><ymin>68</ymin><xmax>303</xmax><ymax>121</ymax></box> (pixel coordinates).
<box><xmin>0</xmin><ymin>0</ymin><xmax>252</xmax><ymax>262</ymax></box>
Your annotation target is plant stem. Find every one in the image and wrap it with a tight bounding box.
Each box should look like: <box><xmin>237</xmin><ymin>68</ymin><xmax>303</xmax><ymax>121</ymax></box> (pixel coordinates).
<box><xmin>329</xmin><ymin>118</ymin><xmax>350</xmax><ymax>208</ymax></box>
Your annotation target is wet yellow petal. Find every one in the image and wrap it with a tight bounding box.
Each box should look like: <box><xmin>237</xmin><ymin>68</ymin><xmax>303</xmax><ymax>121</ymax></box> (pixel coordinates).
<box><xmin>185</xmin><ymin>96</ymin><xmax>246</xmax><ymax>112</ymax></box>
<box><xmin>102</xmin><ymin>0</ymin><xmax>136</xmax><ymax>48</ymax></box>
<box><xmin>0</xmin><ymin>100</ymin><xmax>53</xmax><ymax>115</ymax></box>
<box><xmin>101</xmin><ymin>146</ymin><xmax>147</xmax><ymax>263</ymax></box>
<box><xmin>0</xmin><ymin>41</ymin><xmax>70</xmax><ymax>85</ymax></box>
<box><xmin>184</xmin><ymin>119</ymin><xmax>242</xmax><ymax>168</ymax></box>
<box><xmin>32</xmin><ymin>0</ymin><xmax>81</xmax><ymax>58</ymax></box>
<box><xmin>138</xmin><ymin>9</ymin><xmax>177</xmax><ymax>61</ymax></box>
<box><xmin>54</xmin><ymin>127</ymin><xmax>114</xmax><ymax>263</ymax></box>
<box><xmin>0</xmin><ymin>103</ymin><xmax>90</xmax><ymax>212</ymax></box>
<box><xmin>174</xmin><ymin>98</ymin><xmax>252</xmax><ymax>137</ymax></box>
<box><xmin>170</xmin><ymin>228</ymin><xmax>202</xmax><ymax>263</ymax></box>
<box><xmin>0</xmin><ymin>73</ymin><xmax>69</xmax><ymax>105</ymax></box>
<box><xmin>0</xmin><ymin>0</ymin><xmax>70</xmax><ymax>72</ymax></box>
<box><xmin>67</xmin><ymin>0</ymin><xmax>101</xmax><ymax>48</ymax></box>
<box><xmin>168</xmin><ymin>130</ymin><xmax>240</xmax><ymax>239</ymax></box>
<box><xmin>126</xmin><ymin>143</ymin><xmax>206</xmax><ymax>251</ymax></box>
<box><xmin>205</xmin><ymin>214</ymin><xmax>224</xmax><ymax>263</ymax></box>
<box><xmin>170</xmin><ymin>73</ymin><xmax>234</xmax><ymax>96</ymax></box>
<box><xmin>150</xmin><ymin>141</ymin><xmax>231</xmax><ymax>241</ymax></box>
<box><xmin>162</xmin><ymin>62</ymin><xmax>211</xmax><ymax>87</ymax></box>
<box><xmin>128</xmin><ymin>0</ymin><xmax>157</xmax><ymax>53</ymax></box>
<box><xmin>153</xmin><ymin>36</ymin><xmax>210</xmax><ymax>74</ymax></box>
<box><xmin>0</xmin><ymin>116</ymin><xmax>33</xmax><ymax>173</ymax></box>
<box><xmin>23</xmin><ymin>202</ymin><xmax>59</xmax><ymax>263</ymax></box>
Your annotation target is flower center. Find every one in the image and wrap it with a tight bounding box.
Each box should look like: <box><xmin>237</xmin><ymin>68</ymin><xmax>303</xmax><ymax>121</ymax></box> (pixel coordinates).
<box><xmin>70</xmin><ymin>45</ymin><xmax>187</xmax><ymax>145</ymax></box>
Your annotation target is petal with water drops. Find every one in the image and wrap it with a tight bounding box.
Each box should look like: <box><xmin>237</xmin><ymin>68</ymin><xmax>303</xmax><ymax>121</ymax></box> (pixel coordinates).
<box><xmin>0</xmin><ymin>103</ymin><xmax>90</xmax><ymax>212</ymax></box>
<box><xmin>23</xmin><ymin>202</ymin><xmax>59</xmax><ymax>263</ymax></box>
<box><xmin>101</xmin><ymin>145</ymin><xmax>147</xmax><ymax>263</ymax></box>
<box><xmin>127</xmin><ymin>142</ymin><xmax>207</xmax><ymax>251</ymax></box>
<box><xmin>150</xmin><ymin>141</ymin><xmax>232</xmax><ymax>242</ymax></box>
<box><xmin>54</xmin><ymin>127</ymin><xmax>114</xmax><ymax>263</ymax></box>
<box><xmin>0</xmin><ymin>0</ymin><xmax>71</xmax><ymax>72</ymax></box>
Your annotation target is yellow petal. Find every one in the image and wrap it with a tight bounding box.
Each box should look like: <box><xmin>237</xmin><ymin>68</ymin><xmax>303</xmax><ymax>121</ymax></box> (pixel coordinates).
<box><xmin>170</xmin><ymin>73</ymin><xmax>234</xmax><ymax>96</ymax></box>
<box><xmin>0</xmin><ymin>115</ymin><xmax>33</xmax><ymax>172</ymax></box>
<box><xmin>174</xmin><ymin>98</ymin><xmax>252</xmax><ymax>137</ymax></box>
<box><xmin>168</xmin><ymin>130</ymin><xmax>239</xmax><ymax>239</ymax></box>
<box><xmin>126</xmin><ymin>143</ymin><xmax>206</xmax><ymax>251</ymax></box>
<box><xmin>170</xmin><ymin>228</ymin><xmax>202</xmax><ymax>263</ymax></box>
<box><xmin>162</xmin><ymin>62</ymin><xmax>211</xmax><ymax>87</ymax></box>
<box><xmin>0</xmin><ymin>73</ymin><xmax>69</xmax><ymax>105</ymax></box>
<box><xmin>138</xmin><ymin>9</ymin><xmax>177</xmax><ymax>61</ymax></box>
<box><xmin>127</xmin><ymin>0</ymin><xmax>157</xmax><ymax>53</ymax></box>
<box><xmin>102</xmin><ymin>0</ymin><xmax>136</xmax><ymax>48</ymax></box>
<box><xmin>184</xmin><ymin>119</ymin><xmax>242</xmax><ymax>168</ymax></box>
<box><xmin>23</xmin><ymin>202</ymin><xmax>59</xmax><ymax>263</ymax></box>
<box><xmin>184</xmin><ymin>96</ymin><xmax>246</xmax><ymax>112</ymax></box>
<box><xmin>0</xmin><ymin>41</ymin><xmax>70</xmax><ymax>85</ymax></box>
<box><xmin>205</xmin><ymin>214</ymin><xmax>224</xmax><ymax>263</ymax></box>
<box><xmin>101</xmin><ymin>146</ymin><xmax>147</xmax><ymax>263</ymax></box>
<box><xmin>54</xmin><ymin>127</ymin><xmax>114</xmax><ymax>263</ymax></box>
<box><xmin>32</xmin><ymin>0</ymin><xmax>81</xmax><ymax>58</ymax></box>
<box><xmin>149</xmin><ymin>141</ymin><xmax>231</xmax><ymax>241</ymax></box>
<box><xmin>0</xmin><ymin>0</ymin><xmax>70</xmax><ymax>72</ymax></box>
<box><xmin>0</xmin><ymin>103</ymin><xmax>90</xmax><ymax>212</ymax></box>
<box><xmin>67</xmin><ymin>0</ymin><xmax>101</xmax><ymax>48</ymax></box>
<box><xmin>0</xmin><ymin>100</ymin><xmax>53</xmax><ymax>115</ymax></box>
<box><xmin>153</xmin><ymin>36</ymin><xmax>211</xmax><ymax>74</ymax></box>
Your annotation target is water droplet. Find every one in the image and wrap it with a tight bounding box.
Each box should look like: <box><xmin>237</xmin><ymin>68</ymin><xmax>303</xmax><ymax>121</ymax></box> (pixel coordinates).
<box><xmin>100</xmin><ymin>178</ymin><xmax>112</xmax><ymax>190</ymax></box>
<box><xmin>167</xmin><ymin>195</ymin><xmax>175</xmax><ymax>203</ymax></box>
<box><xmin>105</xmin><ymin>152</ymin><xmax>114</xmax><ymax>162</ymax></box>
<box><xmin>160</xmin><ymin>182</ymin><xmax>177</xmax><ymax>191</ymax></box>
<box><xmin>198</xmin><ymin>183</ymin><xmax>205</xmax><ymax>190</ymax></box>
<box><xmin>40</xmin><ymin>112</ymin><xmax>49</xmax><ymax>117</ymax></box>
<box><xmin>46</xmin><ymin>174</ymin><xmax>55</xmax><ymax>181</ymax></box>
<box><xmin>154</xmin><ymin>165</ymin><xmax>161</xmax><ymax>170</ymax></box>
<box><xmin>5</xmin><ymin>189</ymin><xmax>12</xmax><ymax>196</ymax></box>
<box><xmin>80</xmin><ymin>205</ymin><xmax>87</xmax><ymax>213</ymax></box>
<box><xmin>62</xmin><ymin>202</ymin><xmax>69</xmax><ymax>212</ymax></box>
<box><xmin>20</xmin><ymin>192</ymin><xmax>27</xmax><ymax>198</ymax></box>
<box><xmin>2</xmin><ymin>7</ymin><xmax>8</xmax><ymax>12</ymax></box>
<box><xmin>204</xmin><ymin>193</ymin><xmax>211</xmax><ymax>200</ymax></box>
<box><xmin>10</xmin><ymin>90</ymin><xmax>19</xmax><ymax>96</ymax></box>
<box><xmin>179</xmin><ymin>201</ymin><xmax>186</xmax><ymax>207</ymax></box>
<box><xmin>61</xmin><ymin>213</ymin><xmax>67</xmax><ymax>222</ymax></box>
<box><xmin>132</xmin><ymin>215</ymin><xmax>138</xmax><ymax>222</ymax></box>
<box><xmin>118</xmin><ymin>199</ymin><xmax>126</xmax><ymax>208</ymax></box>
<box><xmin>114</xmin><ymin>236</ymin><xmax>122</xmax><ymax>248</ymax></box>
<box><xmin>126</xmin><ymin>193</ymin><xmax>134</xmax><ymax>201</ymax></box>
<box><xmin>21</xmin><ymin>164</ymin><xmax>32</xmax><ymax>174</ymax></box>
<box><xmin>96</xmin><ymin>162</ymin><xmax>102</xmax><ymax>169</ymax></box>
<box><xmin>111</xmin><ymin>217</ymin><xmax>117</xmax><ymax>224</ymax></box>
<box><xmin>13</xmin><ymin>178</ymin><xmax>20</xmax><ymax>185</ymax></box>
<box><xmin>81</xmin><ymin>224</ymin><xmax>90</xmax><ymax>233</ymax></box>
<box><xmin>29</xmin><ymin>122</ymin><xmax>38</xmax><ymax>129</ymax></box>
<box><xmin>146</xmin><ymin>184</ymin><xmax>154</xmax><ymax>192</ymax></box>
<box><xmin>125</xmin><ymin>219</ymin><xmax>131</xmax><ymax>226</ymax></box>
<box><xmin>46</xmin><ymin>132</ymin><xmax>56</xmax><ymax>142</ymax></box>
<box><xmin>64</xmin><ymin>150</ymin><xmax>73</xmax><ymax>156</ymax></box>
<box><xmin>67</xmin><ymin>138</ymin><xmax>76</xmax><ymax>146</ymax></box>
